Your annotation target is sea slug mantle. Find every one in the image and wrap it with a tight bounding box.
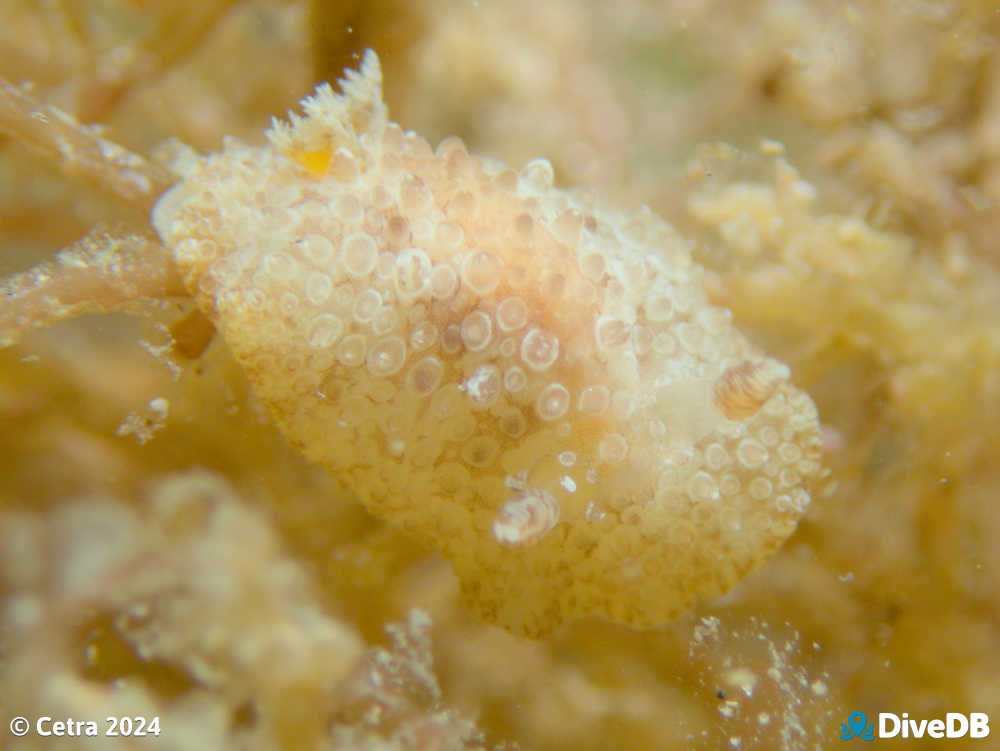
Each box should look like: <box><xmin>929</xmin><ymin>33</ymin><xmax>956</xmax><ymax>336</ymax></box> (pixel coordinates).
<box><xmin>151</xmin><ymin>51</ymin><xmax>822</xmax><ymax>637</ymax></box>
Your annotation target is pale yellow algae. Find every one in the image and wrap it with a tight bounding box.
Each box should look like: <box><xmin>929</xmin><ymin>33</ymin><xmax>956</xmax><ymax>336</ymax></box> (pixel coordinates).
<box><xmin>152</xmin><ymin>51</ymin><xmax>821</xmax><ymax>636</ymax></box>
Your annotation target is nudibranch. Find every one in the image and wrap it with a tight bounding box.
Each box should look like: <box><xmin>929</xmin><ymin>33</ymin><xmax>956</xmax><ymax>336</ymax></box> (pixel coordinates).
<box><xmin>32</xmin><ymin>52</ymin><xmax>825</xmax><ymax>636</ymax></box>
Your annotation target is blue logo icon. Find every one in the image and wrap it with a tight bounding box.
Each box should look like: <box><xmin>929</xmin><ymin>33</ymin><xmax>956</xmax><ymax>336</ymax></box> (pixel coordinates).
<box><xmin>841</xmin><ymin>711</ymin><xmax>875</xmax><ymax>741</ymax></box>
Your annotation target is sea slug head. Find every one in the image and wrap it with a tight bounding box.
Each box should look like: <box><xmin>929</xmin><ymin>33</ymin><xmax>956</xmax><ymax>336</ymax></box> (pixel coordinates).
<box><xmin>151</xmin><ymin>50</ymin><xmax>823</xmax><ymax>637</ymax></box>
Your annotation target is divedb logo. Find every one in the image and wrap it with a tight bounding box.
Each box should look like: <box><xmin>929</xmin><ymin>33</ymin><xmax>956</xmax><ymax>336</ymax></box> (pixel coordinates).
<box><xmin>841</xmin><ymin>711</ymin><xmax>990</xmax><ymax>741</ymax></box>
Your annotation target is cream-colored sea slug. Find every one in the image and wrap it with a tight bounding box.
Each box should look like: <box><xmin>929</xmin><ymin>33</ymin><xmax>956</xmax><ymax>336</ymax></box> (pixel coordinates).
<box><xmin>1</xmin><ymin>51</ymin><xmax>821</xmax><ymax>636</ymax></box>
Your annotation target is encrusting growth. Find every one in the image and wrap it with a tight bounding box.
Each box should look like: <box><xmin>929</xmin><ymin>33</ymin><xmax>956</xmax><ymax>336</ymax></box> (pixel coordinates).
<box><xmin>1</xmin><ymin>51</ymin><xmax>822</xmax><ymax>636</ymax></box>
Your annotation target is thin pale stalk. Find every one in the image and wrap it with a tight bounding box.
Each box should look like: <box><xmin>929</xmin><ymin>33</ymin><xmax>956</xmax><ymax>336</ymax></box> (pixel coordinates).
<box><xmin>0</xmin><ymin>230</ymin><xmax>188</xmax><ymax>348</ymax></box>
<box><xmin>75</xmin><ymin>0</ymin><xmax>243</xmax><ymax>122</ymax></box>
<box><xmin>0</xmin><ymin>77</ymin><xmax>174</xmax><ymax>212</ymax></box>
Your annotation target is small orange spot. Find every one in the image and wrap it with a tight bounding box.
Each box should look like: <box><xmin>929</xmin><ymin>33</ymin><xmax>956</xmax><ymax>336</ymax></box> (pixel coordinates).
<box><xmin>291</xmin><ymin>148</ymin><xmax>332</xmax><ymax>176</ymax></box>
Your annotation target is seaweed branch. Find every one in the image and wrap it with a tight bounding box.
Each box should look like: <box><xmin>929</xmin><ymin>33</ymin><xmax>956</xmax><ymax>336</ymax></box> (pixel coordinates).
<box><xmin>0</xmin><ymin>76</ymin><xmax>174</xmax><ymax>211</ymax></box>
<box><xmin>0</xmin><ymin>229</ymin><xmax>187</xmax><ymax>347</ymax></box>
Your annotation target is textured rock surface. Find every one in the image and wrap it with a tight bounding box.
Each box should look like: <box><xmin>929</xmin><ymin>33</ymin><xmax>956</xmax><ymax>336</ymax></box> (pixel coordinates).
<box><xmin>153</xmin><ymin>52</ymin><xmax>821</xmax><ymax>636</ymax></box>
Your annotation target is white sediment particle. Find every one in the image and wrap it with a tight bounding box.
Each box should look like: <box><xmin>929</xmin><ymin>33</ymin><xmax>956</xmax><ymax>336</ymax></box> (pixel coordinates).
<box><xmin>149</xmin><ymin>397</ymin><xmax>169</xmax><ymax>418</ymax></box>
<box><xmin>463</xmin><ymin>365</ymin><xmax>500</xmax><ymax>407</ymax></box>
<box><xmin>722</xmin><ymin>667</ymin><xmax>758</xmax><ymax>698</ymax></box>
<box><xmin>115</xmin><ymin>397</ymin><xmax>169</xmax><ymax>445</ymax></box>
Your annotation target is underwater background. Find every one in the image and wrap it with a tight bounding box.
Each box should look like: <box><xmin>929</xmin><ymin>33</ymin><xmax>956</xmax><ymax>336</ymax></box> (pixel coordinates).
<box><xmin>1</xmin><ymin>1</ymin><xmax>999</xmax><ymax>748</ymax></box>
